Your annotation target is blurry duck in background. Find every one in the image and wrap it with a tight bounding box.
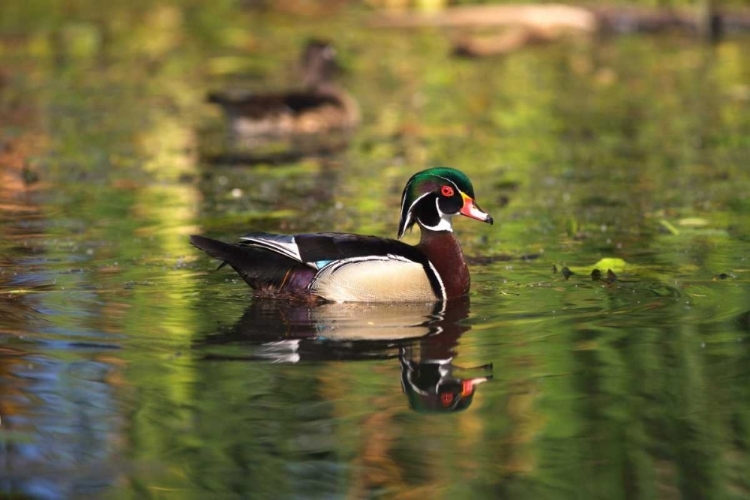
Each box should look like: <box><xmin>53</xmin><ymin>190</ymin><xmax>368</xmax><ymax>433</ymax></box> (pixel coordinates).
<box><xmin>207</xmin><ymin>40</ymin><xmax>360</xmax><ymax>147</ymax></box>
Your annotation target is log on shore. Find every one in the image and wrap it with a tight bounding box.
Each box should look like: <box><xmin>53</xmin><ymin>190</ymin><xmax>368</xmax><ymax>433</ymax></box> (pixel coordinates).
<box><xmin>453</xmin><ymin>27</ymin><xmax>563</xmax><ymax>58</ymax></box>
<box><xmin>370</xmin><ymin>3</ymin><xmax>750</xmax><ymax>36</ymax></box>
<box><xmin>369</xmin><ymin>4</ymin><xmax>599</xmax><ymax>32</ymax></box>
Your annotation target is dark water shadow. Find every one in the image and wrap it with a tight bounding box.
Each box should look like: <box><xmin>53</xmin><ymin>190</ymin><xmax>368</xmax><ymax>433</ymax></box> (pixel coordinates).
<box><xmin>194</xmin><ymin>296</ymin><xmax>493</xmax><ymax>413</ymax></box>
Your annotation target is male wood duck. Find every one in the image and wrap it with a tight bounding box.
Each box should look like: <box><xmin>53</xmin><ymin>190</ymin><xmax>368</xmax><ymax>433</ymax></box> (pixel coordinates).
<box><xmin>207</xmin><ymin>40</ymin><xmax>360</xmax><ymax>139</ymax></box>
<box><xmin>190</xmin><ymin>167</ymin><xmax>493</xmax><ymax>302</ymax></box>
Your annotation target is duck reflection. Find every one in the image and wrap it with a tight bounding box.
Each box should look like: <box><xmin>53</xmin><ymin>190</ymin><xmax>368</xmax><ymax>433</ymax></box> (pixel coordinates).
<box><xmin>400</xmin><ymin>342</ymin><xmax>492</xmax><ymax>414</ymax></box>
<box><xmin>197</xmin><ymin>297</ymin><xmax>492</xmax><ymax>412</ymax></box>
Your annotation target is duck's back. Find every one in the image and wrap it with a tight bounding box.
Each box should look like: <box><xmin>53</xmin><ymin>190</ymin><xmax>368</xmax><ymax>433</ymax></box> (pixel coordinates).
<box><xmin>209</xmin><ymin>90</ymin><xmax>355</xmax><ymax>137</ymax></box>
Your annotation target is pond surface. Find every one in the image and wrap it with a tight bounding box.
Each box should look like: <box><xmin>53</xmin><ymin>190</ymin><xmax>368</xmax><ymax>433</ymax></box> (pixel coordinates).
<box><xmin>1</xmin><ymin>4</ymin><xmax>750</xmax><ymax>499</ymax></box>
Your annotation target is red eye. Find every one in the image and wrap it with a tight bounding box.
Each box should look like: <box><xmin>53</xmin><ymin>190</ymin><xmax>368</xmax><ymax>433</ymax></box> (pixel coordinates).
<box><xmin>441</xmin><ymin>185</ymin><xmax>454</xmax><ymax>197</ymax></box>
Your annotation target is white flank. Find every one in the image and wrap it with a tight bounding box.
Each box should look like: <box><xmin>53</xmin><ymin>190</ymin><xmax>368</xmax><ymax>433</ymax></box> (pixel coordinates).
<box><xmin>309</xmin><ymin>255</ymin><xmax>438</xmax><ymax>303</ymax></box>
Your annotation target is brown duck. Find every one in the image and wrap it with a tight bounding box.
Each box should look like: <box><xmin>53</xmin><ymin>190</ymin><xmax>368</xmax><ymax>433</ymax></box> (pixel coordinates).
<box><xmin>207</xmin><ymin>40</ymin><xmax>360</xmax><ymax>140</ymax></box>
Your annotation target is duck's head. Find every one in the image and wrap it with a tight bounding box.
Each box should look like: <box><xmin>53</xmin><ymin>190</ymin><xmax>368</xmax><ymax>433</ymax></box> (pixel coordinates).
<box><xmin>398</xmin><ymin>167</ymin><xmax>493</xmax><ymax>239</ymax></box>
<box><xmin>300</xmin><ymin>39</ymin><xmax>340</xmax><ymax>89</ymax></box>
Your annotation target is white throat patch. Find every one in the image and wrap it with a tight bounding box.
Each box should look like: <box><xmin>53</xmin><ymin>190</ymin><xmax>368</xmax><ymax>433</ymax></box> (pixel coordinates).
<box><xmin>418</xmin><ymin>198</ymin><xmax>454</xmax><ymax>233</ymax></box>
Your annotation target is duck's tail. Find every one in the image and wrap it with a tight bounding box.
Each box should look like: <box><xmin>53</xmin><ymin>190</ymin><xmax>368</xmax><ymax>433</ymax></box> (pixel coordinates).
<box><xmin>190</xmin><ymin>235</ymin><xmax>315</xmax><ymax>293</ymax></box>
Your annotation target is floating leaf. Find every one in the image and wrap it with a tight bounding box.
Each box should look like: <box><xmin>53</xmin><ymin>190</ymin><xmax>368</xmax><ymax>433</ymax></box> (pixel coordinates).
<box><xmin>591</xmin><ymin>258</ymin><xmax>628</xmax><ymax>273</ymax></box>
<box><xmin>562</xmin><ymin>258</ymin><xmax>629</xmax><ymax>278</ymax></box>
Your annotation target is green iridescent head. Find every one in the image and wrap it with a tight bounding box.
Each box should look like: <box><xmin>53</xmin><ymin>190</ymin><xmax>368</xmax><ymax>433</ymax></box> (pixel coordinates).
<box><xmin>397</xmin><ymin>167</ymin><xmax>493</xmax><ymax>238</ymax></box>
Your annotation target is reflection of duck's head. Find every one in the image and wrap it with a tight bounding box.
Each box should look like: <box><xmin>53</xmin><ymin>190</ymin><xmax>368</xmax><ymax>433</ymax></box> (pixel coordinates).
<box><xmin>400</xmin><ymin>353</ymin><xmax>492</xmax><ymax>413</ymax></box>
<box><xmin>404</xmin><ymin>377</ymin><xmax>488</xmax><ymax>413</ymax></box>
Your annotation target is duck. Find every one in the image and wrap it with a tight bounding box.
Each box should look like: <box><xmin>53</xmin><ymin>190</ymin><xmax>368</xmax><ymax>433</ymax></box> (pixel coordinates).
<box><xmin>190</xmin><ymin>167</ymin><xmax>493</xmax><ymax>303</ymax></box>
<box><xmin>207</xmin><ymin>40</ymin><xmax>360</xmax><ymax>140</ymax></box>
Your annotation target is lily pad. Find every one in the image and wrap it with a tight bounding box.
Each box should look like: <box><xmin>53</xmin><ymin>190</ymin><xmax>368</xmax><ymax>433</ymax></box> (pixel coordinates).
<box><xmin>562</xmin><ymin>257</ymin><xmax>630</xmax><ymax>276</ymax></box>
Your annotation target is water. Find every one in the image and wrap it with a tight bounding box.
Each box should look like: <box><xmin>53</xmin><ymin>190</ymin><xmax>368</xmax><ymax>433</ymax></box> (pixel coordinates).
<box><xmin>1</xmin><ymin>3</ymin><xmax>750</xmax><ymax>499</ymax></box>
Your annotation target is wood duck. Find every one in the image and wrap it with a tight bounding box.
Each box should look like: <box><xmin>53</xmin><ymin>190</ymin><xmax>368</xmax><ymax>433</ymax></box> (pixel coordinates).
<box><xmin>207</xmin><ymin>40</ymin><xmax>360</xmax><ymax>140</ymax></box>
<box><xmin>190</xmin><ymin>167</ymin><xmax>493</xmax><ymax>302</ymax></box>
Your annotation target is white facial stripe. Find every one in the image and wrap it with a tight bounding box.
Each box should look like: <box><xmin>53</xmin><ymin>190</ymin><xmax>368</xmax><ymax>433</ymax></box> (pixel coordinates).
<box><xmin>400</xmin><ymin>212</ymin><xmax>413</xmax><ymax>235</ymax></box>
<box><xmin>399</xmin><ymin>177</ymin><xmax>417</xmax><ymax>219</ymax></box>
<box><xmin>420</xmin><ymin>216</ymin><xmax>454</xmax><ymax>233</ymax></box>
<box><xmin>417</xmin><ymin>197</ymin><xmax>455</xmax><ymax>232</ymax></box>
<box><xmin>433</xmin><ymin>175</ymin><xmax>460</xmax><ymax>192</ymax></box>
<box><xmin>407</xmin><ymin>195</ymin><xmax>456</xmax><ymax>235</ymax></box>
<box><xmin>399</xmin><ymin>191</ymin><xmax>432</xmax><ymax>238</ymax></box>
<box><xmin>406</xmin><ymin>191</ymin><xmax>431</xmax><ymax>217</ymax></box>
<box><xmin>401</xmin><ymin>174</ymin><xmax>460</xmax><ymax>219</ymax></box>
